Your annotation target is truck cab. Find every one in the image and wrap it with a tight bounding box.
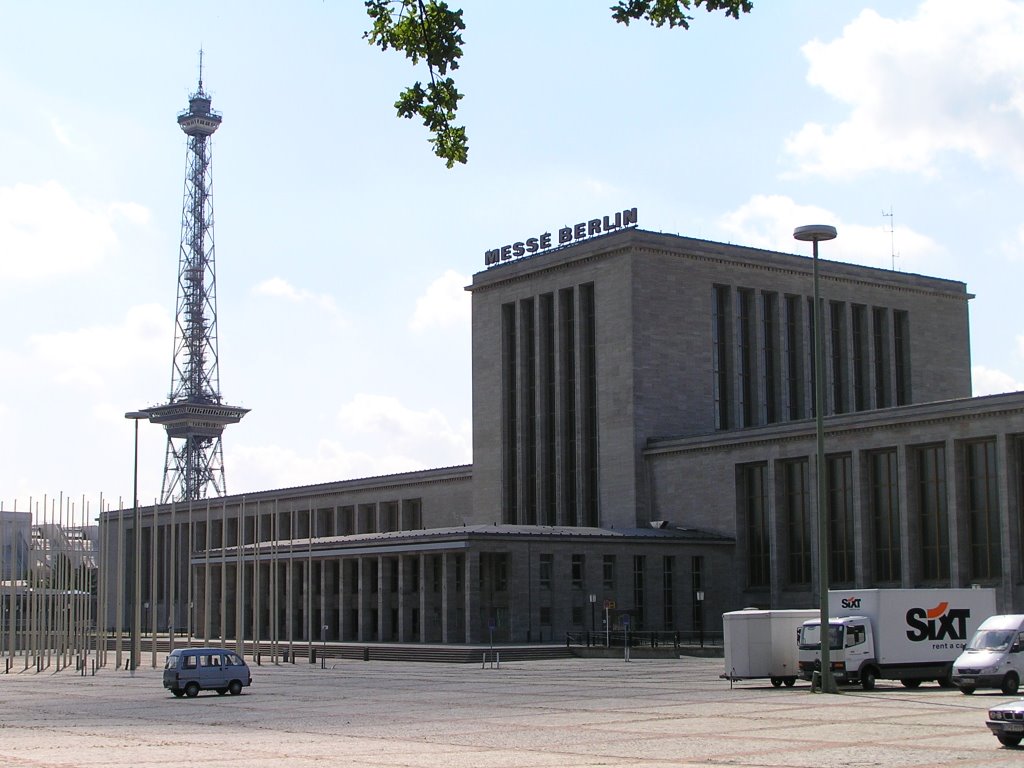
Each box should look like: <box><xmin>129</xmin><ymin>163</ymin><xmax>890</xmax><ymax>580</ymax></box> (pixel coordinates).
<box><xmin>798</xmin><ymin>617</ymin><xmax>876</xmax><ymax>688</ymax></box>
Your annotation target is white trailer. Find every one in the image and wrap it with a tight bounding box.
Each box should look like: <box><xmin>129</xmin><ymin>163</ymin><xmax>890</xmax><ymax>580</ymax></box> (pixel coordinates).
<box><xmin>797</xmin><ymin>588</ymin><xmax>997</xmax><ymax>690</ymax></box>
<box><xmin>722</xmin><ymin>608</ymin><xmax>818</xmax><ymax>687</ymax></box>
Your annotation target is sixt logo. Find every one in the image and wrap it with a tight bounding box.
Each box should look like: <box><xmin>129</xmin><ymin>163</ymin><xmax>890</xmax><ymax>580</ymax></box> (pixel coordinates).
<box><xmin>840</xmin><ymin>597</ymin><xmax>862</xmax><ymax>609</ymax></box>
<box><xmin>905</xmin><ymin>602</ymin><xmax>970</xmax><ymax>642</ymax></box>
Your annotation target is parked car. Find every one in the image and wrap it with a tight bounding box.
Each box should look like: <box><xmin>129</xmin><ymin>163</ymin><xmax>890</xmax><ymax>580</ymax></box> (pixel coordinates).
<box><xmin>986</xmin><ymin>699</ymin><xmax>1024</xmax><ymax>747</ymax></box>
<box><xmin>163</xmin><ymin>647</ymin><xmax>252</xmax><ymax>698</ymax></box>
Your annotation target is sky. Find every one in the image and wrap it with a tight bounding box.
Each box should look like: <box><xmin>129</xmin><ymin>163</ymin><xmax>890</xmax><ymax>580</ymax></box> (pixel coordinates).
<box><xmin>3</xmin><ymin>0</ymin><xmax>1024</xmax><ymax>519</ymax></box>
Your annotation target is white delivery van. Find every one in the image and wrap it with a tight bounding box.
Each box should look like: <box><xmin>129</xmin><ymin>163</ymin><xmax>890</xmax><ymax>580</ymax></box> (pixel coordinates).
<box><xmin>951</xmin><ymin>614</ymin><xmax>1024</xmax><ymax>695</ymax></box>
<box><xmin>797</xmin><ymin>588</ymin><xmax>996</xmax><ymax>690</ymax></box>
<box><xmin>722</xmin><ymin>608</ymin><xmax>818</xmax><ymax>687</ymax></box>
<box><xmin>163</xmin><ymin>647</ymin><xmax>252</xmax><ymax>698</ymax></box>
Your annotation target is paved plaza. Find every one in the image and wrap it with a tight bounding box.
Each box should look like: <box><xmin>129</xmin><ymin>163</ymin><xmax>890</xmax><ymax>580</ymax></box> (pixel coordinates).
<box><xmin>0</xmin><ymin>654</ymin><xmax>1020</xmax><ymax>767</ymax></box>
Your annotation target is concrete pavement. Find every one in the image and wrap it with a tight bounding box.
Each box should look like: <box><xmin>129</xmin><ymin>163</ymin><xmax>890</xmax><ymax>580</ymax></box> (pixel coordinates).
<box><xmin>0</xmin><ymin>654</ymin><xmax>1019</xmax><ymax>767</ymax></box>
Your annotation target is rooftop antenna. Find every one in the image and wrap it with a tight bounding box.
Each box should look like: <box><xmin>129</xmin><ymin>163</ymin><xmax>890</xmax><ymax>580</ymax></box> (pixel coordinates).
<box><xmin>197</xmin><ymin>48</ymin><xmax>205</xmax><ymax>94</ymax></box>
<box><xmin>883</xmin><ymin>207</ymin><xmax>899</xmax><ymax>270</ymax></box>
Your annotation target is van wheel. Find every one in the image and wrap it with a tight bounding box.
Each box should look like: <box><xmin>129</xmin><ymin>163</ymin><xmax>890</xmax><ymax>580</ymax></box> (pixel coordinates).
<box><xmin>960</xmin><ymin>685</ymin><xmax>976</xmax><ymax>695</ymax></box>
<box><xmin>861</xmin><ymin>668</ymin><xmax>877</xmax><ymax>691</ymax></box>
<box><xmin>172</xmin><ymin>689</ymin><xmax>185</xmax><ymax>698</ymax></box>
<box><xmin>997</xmin><ymin>734</ymin><xmax>1022</xmax><ymax>747</ymax></box>
<box><xmin>228</xmin><ymin>680</ymin><xmax>243</xmax><ymax>696</ymax></box>
<box><xmin>901</xmin><ymin>679</ymin><xmax>922</xmax><ymax>689</ymax></box>
<box><xmin>1001</xmin><ymin>673</ymin><xmax>1019</xmax><ymax>695</ymax></box>
<box><xmin>185</xmin><ymin>683</ymin><xmax>200</xmax><ymax>698</ymax></box>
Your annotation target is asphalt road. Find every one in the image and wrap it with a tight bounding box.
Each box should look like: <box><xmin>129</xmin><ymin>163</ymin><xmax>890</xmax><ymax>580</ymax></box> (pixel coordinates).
<box><xmin>0</xmin><ymin>654</ymin><xmax>1019</xmax><ymax>767</ymax></box>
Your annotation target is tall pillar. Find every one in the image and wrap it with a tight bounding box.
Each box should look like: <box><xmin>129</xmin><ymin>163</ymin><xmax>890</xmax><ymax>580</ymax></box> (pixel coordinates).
<box><xmin>464</xmin><ymin>550</ymin><xmax>480</xmax><ymax>643</ymax></box>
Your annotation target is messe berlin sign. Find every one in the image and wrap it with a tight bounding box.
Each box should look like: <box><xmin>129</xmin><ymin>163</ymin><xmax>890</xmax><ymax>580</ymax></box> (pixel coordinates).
<box><xmin>484</xmin><ymin>207</ymin><xmax>638</xmax><ymax>267</ymax></box>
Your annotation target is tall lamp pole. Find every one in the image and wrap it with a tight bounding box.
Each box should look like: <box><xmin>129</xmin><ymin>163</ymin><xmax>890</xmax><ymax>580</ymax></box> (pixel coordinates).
<box><xmin>125</xmin><ymin>411</ymin><xmax>149</xmax><ymax>672</ymax></box>
<box><xmin>793</xmin><ymin>224</ymin><xmax>838</xmax><ymax>694</ymax></box>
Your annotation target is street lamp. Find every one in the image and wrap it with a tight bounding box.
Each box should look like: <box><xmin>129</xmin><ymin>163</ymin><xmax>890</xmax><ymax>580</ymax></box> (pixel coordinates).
<box><xmin>793</xmin><ymin>224</ymin><xmax>838</xmax><ymax>694</ymax></box>
<box><xmin>125</xmin><ymin>410</ymin><xmax>149</xmax><ymax>672</ymax></box>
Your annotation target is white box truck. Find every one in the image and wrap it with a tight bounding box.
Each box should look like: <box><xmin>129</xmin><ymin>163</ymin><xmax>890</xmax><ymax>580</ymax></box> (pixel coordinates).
<box><xmin>951</xmin><ymin>614</ymin><xmax>1024</xmax><ymax>695</ymax></box>
<box><xmin>797</xmin><ymin>588</ymin><xmax>996</xmax><ymax>690</ymax></box>
<box><xmin>722</xmin><ymin>608</ymin><xmax>818</xmax><ymax>687</ymax></box>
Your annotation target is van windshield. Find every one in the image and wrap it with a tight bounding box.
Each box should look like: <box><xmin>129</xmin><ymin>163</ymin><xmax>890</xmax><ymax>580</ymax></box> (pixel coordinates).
<box><xmin>966</xmin><ymin>629</ymin><xmax>1015</xmax><ymax>651</ymax></box>
<box><xmin>164</xmin><ymin>656</ymin><xmax>180</xmax><ymax>670</ymax></box>
<box><xmin>798</xmin><ymin>623</ymin><xmax>843</xmax><ymax>651</ymax></box>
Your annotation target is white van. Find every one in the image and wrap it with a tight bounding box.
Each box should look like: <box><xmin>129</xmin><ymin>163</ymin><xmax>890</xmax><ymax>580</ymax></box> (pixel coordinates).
<box><xmin>951</xmin><ymin>614</ymin><xmax>1024</xmax><ymax>695</ymax></box>
<box><xmin>163</xmin><ymin>647</ymin><xmax>252</xmax><ymax>698</ymax></box>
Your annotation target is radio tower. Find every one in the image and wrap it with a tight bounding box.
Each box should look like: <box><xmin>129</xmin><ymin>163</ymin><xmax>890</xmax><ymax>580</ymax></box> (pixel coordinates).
<box><xmin>143</xmin><ymin>55</ymin><xmax>249</xmax><ymax>503</ymax></box>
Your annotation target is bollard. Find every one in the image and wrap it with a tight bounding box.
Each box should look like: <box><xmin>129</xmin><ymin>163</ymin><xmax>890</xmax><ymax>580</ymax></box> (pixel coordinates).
<box><xmin>482</xmin><ymin>653</ymin><xmax>486</xmax><ymax>669</ymax></box>
<box><xmin>362</xmin><ymin>647</ymin><xmax>369</xmax><ymax>662</ymax></box>
<box><xmin>496</xmin><ymin>652</ymin><xmax>500</xmax><ymax>669</ymax></box>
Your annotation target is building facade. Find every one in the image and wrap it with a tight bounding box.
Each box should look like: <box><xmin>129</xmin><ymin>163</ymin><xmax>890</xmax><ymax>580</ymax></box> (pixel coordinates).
<box><xmin>100</xmin><ymin>223</ymin><xmax>1024</xmax><ymax>646</ymax></box>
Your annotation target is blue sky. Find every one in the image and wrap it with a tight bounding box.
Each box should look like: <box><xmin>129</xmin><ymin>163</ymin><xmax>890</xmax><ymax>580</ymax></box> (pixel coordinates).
<box><xmin>3</xmin><ymin>0</ymin><xmax>1024</xmax><ymax>515</ymax></box>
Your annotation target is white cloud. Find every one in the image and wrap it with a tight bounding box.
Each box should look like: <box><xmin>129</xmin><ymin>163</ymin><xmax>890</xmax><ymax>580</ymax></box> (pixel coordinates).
<box><xmin>973</xmin><ymin>365</ymin><xmax>1024</xmax><ymax>396</ymax></box>
<box><xmin>786</xmin><ymin>0</ymin><xmax>1024</xmax><ymax>178</ymax></box>
<box><xmin>27</xmin><ymin>303</ymin><xmax>170</xmax><ymax>392</ymax></box>
<box><xmin>50</xmin><ymin>117</ymin><xmax>73</xmax><ymax>148</ymax></box>
<box><xmin>717</xmin><ymin>194</ymin><xmax>947</xmax><ymax>274</ymax></box>
<box><xmin>253</xmin><ymin>276</ymin><xmax>346</xmax><ymax>324</ymax></box>
<box><xmin>409</xmin><ymin>269</ymin><xmax>470</xmax><ymax>333</ymax></box>
<box><xmin>339</xmin><ymin>393</ymin><xmax>471</xmax><ymax>466</ymax></box>
<box><xmin>0</xmin><ymin>181</ymin><xmax>150</xmax><ymax>281</ymax></box>
<box><xmin>228</xmin><ymin>395</ymin><xmax>472</xmax><ymax>493</ymax></box>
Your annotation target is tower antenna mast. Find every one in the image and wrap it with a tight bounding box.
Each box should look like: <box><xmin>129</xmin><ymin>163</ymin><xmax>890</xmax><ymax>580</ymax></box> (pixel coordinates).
<box><xmin>136</xmin><ymin>55</ymin><xmax>249</xmax><ymax>503</ymax></box>
<box><xmin>883</xmin><ymin>207</ymin><xmax>899</xmax><ymax>270</ymax></box>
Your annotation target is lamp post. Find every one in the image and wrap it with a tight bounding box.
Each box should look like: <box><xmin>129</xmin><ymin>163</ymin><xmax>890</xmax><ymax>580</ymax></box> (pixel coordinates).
<box><xmin>793</xmin><ymin>224</ymin><xmax>838</xmax><ymax>694</ymax></box>
<box><xmin>125</xmin><ymin>410</ymin><xmax>149</xmax><ymax>672</ymax></box>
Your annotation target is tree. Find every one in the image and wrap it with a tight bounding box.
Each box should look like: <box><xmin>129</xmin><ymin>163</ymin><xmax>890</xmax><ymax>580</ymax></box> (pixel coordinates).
<box><xmin>364</xmin><ymin>1</ymin><xmax>753</xmax><ymax>168</ymax></box>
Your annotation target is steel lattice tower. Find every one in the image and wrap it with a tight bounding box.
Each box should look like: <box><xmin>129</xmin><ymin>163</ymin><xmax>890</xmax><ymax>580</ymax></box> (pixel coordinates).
<box><xmin>142</xmin><ymin>63</ymin><xmax>248</xmax><ymax>503</ymax></box>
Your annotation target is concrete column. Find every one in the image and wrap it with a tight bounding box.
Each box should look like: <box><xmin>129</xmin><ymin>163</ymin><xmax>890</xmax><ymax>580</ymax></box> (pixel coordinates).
<box><xmin>418</xmin><ymin>554</ymin><xmax>427</xmax><ymax>643</ymax></box>
<box><xmin>464</xmin><ymin>550</ymin><xmax>480</xmax><ymax>643</ymax></box>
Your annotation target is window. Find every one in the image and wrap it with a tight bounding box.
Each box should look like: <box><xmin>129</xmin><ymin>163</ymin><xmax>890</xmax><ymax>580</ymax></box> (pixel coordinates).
<box><xmin>739</xmin><ymin>463</ymin><xmax>770</xmax><ymax>587</ymax></box>
<box><xmin>763</xmin><ymin>292</ymin><xmax>780</xmax><ymax>424</ymax></box>
<box><xmin>785</xmin><ymin>295</ymin><xmax>804</xmax><ymax>420</ymax></box>
<box><xmin>872</xmin><ymin>307</ymin><xmax>890</xmax><ymax>407</ymax></box>
<box><xmin>663</xmin><ymin>556</ymin><xmax>675</xmax><ymax>629</ymax></box>
<box><xmin>894</xmin><ymin>310</ymin><xmax>910</xmax><ymax>405</ymax></box>
<box><xmin>916</xmin><ymin>444</ymin><xmax>949</xmax><ymax>581</ymax></box>
<box><xmin>782</xmin><ymin>458</ymin><xmax>811</xmax><ymax>586</ymax></box>
<box><xmin>539</xmin><ymin>554</ymin><xmax>553</xmax><ymax>590</ymax></box>
<box><xmin>539</xmin><ymin>606</ymin><xmax>552</xmax><ymax>626</ymax></box>
<box><xmin>738</xmin><ymin>288</ymin><xmax>756</xmax><ymax>427</ymax></box>
<box><xmin>965</xmin><ymin>439</ymin><xmax>1000</xmax><ymax>580</ymax></box>
<box><xmin>633</xmin><ymin>556</ymin><xmax>646</xmax><ymax>629</ymax></box>
<box><xmin>851</xmin><ymin>305</ymin><xmax>868</xmax><ymax>411</ymax></box>
<box><xmin>713</xmin><ymin>285</ymin><xmax>732</xmax><ymax>430</ymax></box>
<box><xmin>571</xmin><ymin>606</ymin><xmax>584</xmax><ymax>626</ymax></box>
<box><xmin>828</xmin><ymin>454</ymin><xmax>854</xmax><ymax>584</ymax></box>
<box><xmin>571</xmin><ymin>554</ymin><xmax>585</xmax><ymax>588</ymax></box>
<box><xmin>830</xmin><ymin>302</ymin><xmax>848</xmax><ymax>414</ymax></box>
<box><xmin>868</xmin><ymin>449</ymin><xmax>901</xmax><ymax>582</ymax></box>
<box><xmin>602</xmin><ymin>555</ymin><xmax>616</xmax><ymax>590</ymax></box>
<box><xmin>183</xmin><ymin>655</ymin><xmax>197</xmax><ymax>670</ymax></box>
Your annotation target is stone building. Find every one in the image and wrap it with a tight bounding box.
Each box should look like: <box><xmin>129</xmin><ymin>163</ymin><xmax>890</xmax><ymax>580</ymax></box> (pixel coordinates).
<box><xmin>100</xmin><ymin>220</ymin><xmax>1024</xmax><ymax>646</ymax></box>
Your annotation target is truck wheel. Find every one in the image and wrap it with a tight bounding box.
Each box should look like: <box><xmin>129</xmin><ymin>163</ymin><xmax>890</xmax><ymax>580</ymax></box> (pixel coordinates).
<box><xmin>784</xmin><ymin>678</ymin><xmax>796</xmax><ymax>687</ymax></box>
<box><xmin>770</xmin><ymin>677</ymin><xmax>782</xmax><ymax>688</ymax></box>
<box><xmin>997</xmin><ymin>734</ymin><xmax>1022</xmax><ymax>747</ymax></box>
<box><xmin>1001</xmin><ymin>673</ymin><xmax>1019</xmax><ymax>695</ymax></box>
<box><xmin>901</xmin><ymin>679</ymin><xmax>921</xmax><ymax>689</ymax></box>
<box><xmin>959</xmin><ymin>685</ymin><xmax>975</xmax><ymax>695</ymax></box>
<box><xmin>861</xmin><ymin>668</ymin><xmax>877</xmax><ymax>691</ymax></box>
<box><xmin>937</xmin><ymin>675</ymin><xmax>955</xmax><ymax>689</ymax></box>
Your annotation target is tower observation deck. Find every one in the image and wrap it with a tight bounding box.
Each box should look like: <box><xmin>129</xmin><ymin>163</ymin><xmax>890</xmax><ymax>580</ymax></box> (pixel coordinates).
<box><xmin>139</xmin><ymin>66</ymin><xmax>248</xmax><ymax>504</ymax></box>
